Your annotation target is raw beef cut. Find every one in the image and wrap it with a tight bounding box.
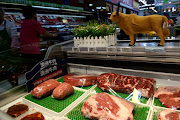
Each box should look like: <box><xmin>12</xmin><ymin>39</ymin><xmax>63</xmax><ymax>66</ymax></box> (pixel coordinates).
<box><xmin>97</xmin><ymin>73</ymin><xmax>156</xmax><ymax>98</ymax></box>
<box><xmin>52</xmin><ymin>82</ymin><xmax>74</xmax><ymax>99</ymax></box>
<box><xmin>159</xmin><ymin>97</ymin><xmax>180</xmax><ymax>109</ymax></box>
<box><xmin>154</xmin><ymin>86</ymin><xmax>180</xmax><ymax>98</ymax></box>
<box><xmin>154</xmin><ymin>86</ymin><xmax>180</xmax><ymax>109</ymax></box>
<box><xmin>158</xmin><ymin>109</ymin><xmax>180</xmax><ymax>120</ymax></box>
<box><xmin>30</xmin><ymin>79</ymin><xmax>60</xmax><ymax>98</ymax></box>
<box><xmin>63</xmin><ymin>74</ymin><xmax>98</xmax><ymax>86</ymax></box>
<box><xmin>81</xmin><ymin>92</ymin><xmax>134</xmax><ymax>120</ymax></box>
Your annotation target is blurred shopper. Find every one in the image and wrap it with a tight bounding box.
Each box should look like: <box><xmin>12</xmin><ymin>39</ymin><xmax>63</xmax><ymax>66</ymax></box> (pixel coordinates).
<box><xmin>0</xmin><ymin>8</ymin><xmax>19</xmax><ymax>87</ymax></box>
<box><xmin>0</xmin><ymin>7</ymin><xmax>18</xmax><ymax>54</ymax></box>
<box><xmin>20</xmin><ymin>6</ymin><xmax>57</xmax><ymax>70</ymax></box>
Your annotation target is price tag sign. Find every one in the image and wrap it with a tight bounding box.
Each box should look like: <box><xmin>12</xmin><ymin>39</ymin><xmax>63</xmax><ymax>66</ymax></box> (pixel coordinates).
<box><xmin>88</xmin><ymin>47</ymin><xmax>97</xmax><ymax>52</ymax></box>
<box><xmin>25</xmin><ymin>59</ymin><xmax>67</xmax><ymax>92</ymax></box>
<box><xmin>107</xmin><ymin>47</ymin><xmax>117</xmax><ymax>52</ymax></box>
<box><xmin>72</xmin><ymin>47</ymin><xmax>80</xmax><ymax>52</ymax></box>
<box><xmin>145</xmin><ymin>47</ymin><xmax>165</xmax><ymax>53</ymax></box>
<box><xmin>121</xmin><ymin>47</ymin><xmax>132</xmax><ymax>53</ymax></box>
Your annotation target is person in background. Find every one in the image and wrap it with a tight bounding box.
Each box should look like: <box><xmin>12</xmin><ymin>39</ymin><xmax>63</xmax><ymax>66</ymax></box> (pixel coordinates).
<box><xmin>0</xmin><ymin>7</ymin><xmax>19</xmax><ymax>87</ymax></box>
<box><xmin>0</xmin><ymin>7</ymin><xmax>18</xmax><ymax>54</ymax></box>
<box><xmin>20</xmin><ymin>6</ymin><xmax>57</xmax><ymax>70</ymax></box>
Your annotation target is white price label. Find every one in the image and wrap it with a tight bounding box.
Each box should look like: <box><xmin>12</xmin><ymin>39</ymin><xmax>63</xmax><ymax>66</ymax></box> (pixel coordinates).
<box><xmin>145</xmin><ymin>47</ymin><xmax>165</xmax><ymax>53</ymax></box>
<box><xmin>72</xmin><ymin>47</ymin><xmax>80</xmax><ymax>52</ymax></box>
<box><xmin>121</xmin><ymin>47</ymin><xmax>132</xmax><ymax>53</ymax></box>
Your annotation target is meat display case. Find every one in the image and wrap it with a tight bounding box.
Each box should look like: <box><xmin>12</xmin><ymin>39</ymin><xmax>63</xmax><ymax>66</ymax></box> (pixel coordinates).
<box><xmin>0</xmin><ymin>37</ymin><xmax>180</xmax><ymax>119</ymax></box>
<box><xmin>0</xmin><ymin>63</ymin><xmax>180</xmax><ymax>120</ymax></box>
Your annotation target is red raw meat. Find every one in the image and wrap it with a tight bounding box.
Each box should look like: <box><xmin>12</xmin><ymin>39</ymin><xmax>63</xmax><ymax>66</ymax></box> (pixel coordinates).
<box><xmin>154</xmin><ymin>86</ymin><xmax>180</xmax><ymax>98</ymax></box>
<box><xmin>81</xmin><ymin>92</ymin><xmax>134</xmax><ymax>120</ymax></box>
<box><xmin>30</xmin><ymin>79</ymin><xmax>60</xmax><ymax>98</ymax></box>
<box><xmin>158</xmin><ymin>109</ymin><xmax>180</xmax><ymax>120</ymax></box>
<box><xmin>63</xmin><ymin>74</ymin><xmax>98</xmax><ymax>86</ymax></box>
<box><xmin>97</xmin><ymin>73</ymin><xmax>156</xmax><ymax>98</ymax></box>
<box><xmin>159</xmin><ymin>97</ymin><xmax>180</xmax><ymax>109</ymax></box>
<box><xmin>154</xmin><ymin>86</ymin><xmax>180</xmax><ymax>109</ymax></box>
<box><xmin>52</xmin><ymin>82</ymin><xmax>74</xmax><ymax>99</ymax></box>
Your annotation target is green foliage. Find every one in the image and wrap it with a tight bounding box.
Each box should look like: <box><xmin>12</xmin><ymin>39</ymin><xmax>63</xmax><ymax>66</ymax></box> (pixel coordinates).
<box><xmin>72</xmin><ymin>20</ymin><xmax>117</xmax><ymax>38</ymax></box>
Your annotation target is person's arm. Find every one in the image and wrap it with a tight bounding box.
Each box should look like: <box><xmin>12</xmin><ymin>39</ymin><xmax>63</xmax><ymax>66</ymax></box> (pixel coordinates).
<box><xmin>32</xmin><ymin>21</ymin><xmax>57</xmax><ymax>38</ymax></box>
<box><xmin>41</xmin><ymin>31</ymin><xmax>58</xmax><ymax>38</ymax></box>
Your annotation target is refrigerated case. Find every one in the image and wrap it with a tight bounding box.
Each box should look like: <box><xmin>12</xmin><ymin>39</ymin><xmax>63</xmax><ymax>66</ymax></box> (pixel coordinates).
<box><xmin>0</xmin><ymin>62</ymin><xmax>180</xmax><ymax>119</ymax></box>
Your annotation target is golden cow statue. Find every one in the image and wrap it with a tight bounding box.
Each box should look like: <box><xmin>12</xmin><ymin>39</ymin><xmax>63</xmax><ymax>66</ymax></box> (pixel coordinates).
<box><xmin>109</xmin><ymin>4</ymin><xmax>169</xmax><ymax>46</ymax></box>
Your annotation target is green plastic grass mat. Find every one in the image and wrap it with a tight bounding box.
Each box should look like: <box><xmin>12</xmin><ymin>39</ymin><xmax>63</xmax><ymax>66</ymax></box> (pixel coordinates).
<box><xmin>95</xmin><ymin>86</ymin><xmax>148</xmax><ymax>104</ymax></box>
<box><xmin>152</xmin><ymin>109</ymin><xmax>163</xmax><ymax>120</ymax></box>
<box><xmin>24</xmin><ymin>90</ymin><xmax>84</xmax><ymax>113</ymax></box>
<box><xmin>154</xmin><ymin>98</ymin><xmax>165</xmax><ymax>107</ymax></box>
<box><xmin>66</xmin><ymin>98</ymin><xmax>150</xmax><ymax>120</ymax></box>
<box><xmin>56</xmin><ymin>77</ymin><xmax>93</xmax><ymax>90</ymax></box>
<box><xmin>57</xmin><ymin>77</ymin><xmax>64</xmax><ymax>83</ymax></box>
<box><xmin>153</xmin><ymin>87</ymin><xmax>164</xmax><ymax>107</ymax></box>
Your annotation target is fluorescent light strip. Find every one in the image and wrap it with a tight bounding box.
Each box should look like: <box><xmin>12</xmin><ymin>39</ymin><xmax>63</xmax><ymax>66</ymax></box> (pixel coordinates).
<box><xmin>33</xmin><ymin>6</ymin><xmax>61</xmax><ymax>10</ymax></box>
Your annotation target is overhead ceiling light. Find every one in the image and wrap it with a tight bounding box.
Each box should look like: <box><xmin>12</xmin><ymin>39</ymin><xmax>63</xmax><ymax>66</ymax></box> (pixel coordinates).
<box><xmin>89</xmin><ymin>4</ymin><xmax>93</xmax><ymax>6</ymax></box>
<box><xmin>96</xmin><ymin>7</ymin><xmax>101</xmax><ymax>9</ymax></box>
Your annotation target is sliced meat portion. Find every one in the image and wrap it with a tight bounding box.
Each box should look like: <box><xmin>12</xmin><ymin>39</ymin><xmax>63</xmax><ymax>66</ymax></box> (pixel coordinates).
<box><xmin>81</xmin><ymin>92</ymin><xmax>134</xmax><ymax>120</ymax></box>
<box><xmin>63</xmin><ymin>74</ymin><xmax>98</xmax><ymax>86</ymax></box>
<box><xmin>97</xmin><ymin>73</ymin><xmax>156</xmax><ymax>98</ymax></box>
<box><xmin>30</xmin><ymin>79</ymin><xmax>60</xmax><ymax>98</ymax></box>
<box><xmin>154</xmin><ymin>86</ymin><xmax>180</xmax><ymax>98</ymax></box>
<box><xmin>158</xmin><ymin>109</ymin><xmax>180</xmax><ymax>120</ymax></box>
<box><xmin>52</xmin><ymin>82</ymin><xmax>74</xmax><ymax>99</ymax></box>
<box><xmin>154</xmin><ymin>86</ymin><xmax>180</xmax><ymax>109</ymax></box>
<box><xmin>20</xmin><ymin>112</ymin><xmax>44</xmax><ymax>120</ymax></box>
<box><xmin>7</xmin><ymin>104</ymin><xmax>29</xmax><ymax>118</ymax></box>
<box><xmin>159</xmin><ymin>97</ymin><xmax>180</xmax><ymax>109</ymax></box>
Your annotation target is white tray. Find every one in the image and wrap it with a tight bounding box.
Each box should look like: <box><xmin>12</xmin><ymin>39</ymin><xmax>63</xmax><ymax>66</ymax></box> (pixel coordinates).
<box><xmin>0</xmin><ymin>97</ymin><xmax>56</xmax><ymax>120</ymax></box>
<box><xmin>62</xmin><ymin>92</ymin><xmax>152</xmax><ymax>120</ymax></box>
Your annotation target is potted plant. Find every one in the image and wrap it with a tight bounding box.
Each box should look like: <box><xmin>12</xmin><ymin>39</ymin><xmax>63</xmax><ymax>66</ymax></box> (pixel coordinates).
<box><xmin>72</xmin><ymin>21</ymin><xmax>117</xmax><ymax>47</ymax></box>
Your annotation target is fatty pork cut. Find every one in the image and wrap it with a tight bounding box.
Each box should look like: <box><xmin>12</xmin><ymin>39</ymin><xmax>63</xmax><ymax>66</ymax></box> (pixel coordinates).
<box><xmin>81</xmin><ymin>92</ymin><xmax>134</xmax><ymax>120</ymax></box>
<box><xmin>97</xmin><ymin>73</ymin><xmax>156</xmax><ymax>98</ymax></box>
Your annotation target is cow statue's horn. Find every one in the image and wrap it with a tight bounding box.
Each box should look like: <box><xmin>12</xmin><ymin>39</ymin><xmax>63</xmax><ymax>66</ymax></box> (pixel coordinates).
<box><xmin>116</xmin><ymin>3</ymin><xmax>120</xmax><ymax>15</ymax></box>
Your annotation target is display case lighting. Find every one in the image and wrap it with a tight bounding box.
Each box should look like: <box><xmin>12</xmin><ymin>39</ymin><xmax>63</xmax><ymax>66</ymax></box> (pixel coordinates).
<box><xmin>172</xmin><ymin>7</ymin><xmax>176</xmax><ymax>12</ymax></box>
<box><xmin>89</xmin><ymin>4</ymin><xmax>93</xmax><ymax>6</ymax></box>
<box><xmin>168</xmin><ymin>8</ymin><xmax>171</xmax><ymax>12</ymax></box>
<box><xmin>32</xmin><ymin>6</ymin><xmax>61</xmax><ymax>10</ymax></box>
<box><xmin>96</xmin><ymin>7</ymin><xmax>106</xmax><ymax>10</ymax></box>
<box><xmin>139</xmin><ymin>8</ymin><xmax>148</xmax><ymax>10</ymax></box>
